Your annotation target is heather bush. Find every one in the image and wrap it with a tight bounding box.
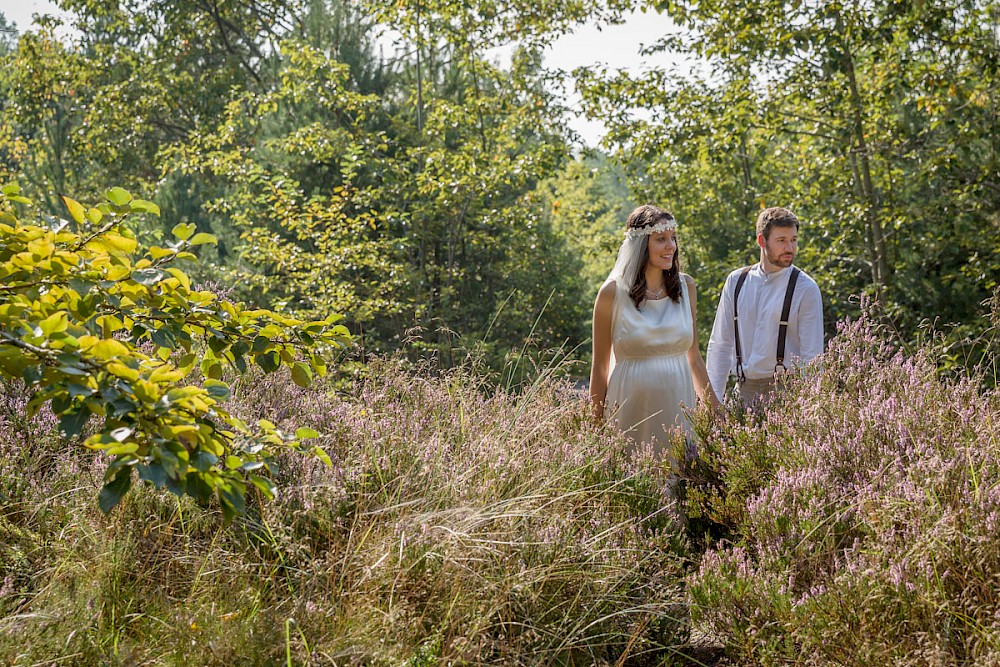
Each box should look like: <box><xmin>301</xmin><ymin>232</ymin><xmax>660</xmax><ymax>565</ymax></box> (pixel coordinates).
<box><xmin>685</xmin><ymin>307</ymin><xmax>1000</xmax><ymax>665</ymax></box>
<box><xmin>1</xmin><ymin>360</ymin><xmax>692</xmax><ymax>665</ymax></box>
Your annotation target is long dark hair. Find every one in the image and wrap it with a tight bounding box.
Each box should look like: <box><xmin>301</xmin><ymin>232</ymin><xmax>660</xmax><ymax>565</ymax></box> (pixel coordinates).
<box><xmin>625</xmin><ymin>205</ymin><xmax>681</xmax><ymax>309</ymax></box>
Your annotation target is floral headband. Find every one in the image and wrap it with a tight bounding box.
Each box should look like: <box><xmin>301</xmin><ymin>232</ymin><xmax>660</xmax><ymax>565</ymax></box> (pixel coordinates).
<box><xmin>623</xmin><ymin>218</ymin><xmax>677</xmax><ymax>239</ymax></box>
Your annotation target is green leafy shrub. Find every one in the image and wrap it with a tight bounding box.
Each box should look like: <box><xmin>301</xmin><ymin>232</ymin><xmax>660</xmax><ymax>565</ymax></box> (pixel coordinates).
<box><xmin>0</xmin><ymin>184</ymin><xmax>350</xmax><ymax>518</ymax></box>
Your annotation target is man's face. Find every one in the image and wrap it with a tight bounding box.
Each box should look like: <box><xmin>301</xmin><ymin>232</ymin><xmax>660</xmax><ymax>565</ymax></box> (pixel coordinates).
<box><xmin>758</xmin><ymin>225</ymin><xmax>797</xmax><ymax>269</ymax></box>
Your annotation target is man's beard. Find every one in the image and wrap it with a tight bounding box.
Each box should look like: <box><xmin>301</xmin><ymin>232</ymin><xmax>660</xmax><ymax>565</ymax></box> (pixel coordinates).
<box><xmin>764</xmin><ymin>247</ymin><xmax>794</xmax><ymax>268</ymax></box>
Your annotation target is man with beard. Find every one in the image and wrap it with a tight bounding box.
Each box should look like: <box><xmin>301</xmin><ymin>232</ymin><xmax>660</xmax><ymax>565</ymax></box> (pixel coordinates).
<box><xmin>706</xmin><ymin>207</ymin><xmax>824</xmax><ymax>407</ymax></box>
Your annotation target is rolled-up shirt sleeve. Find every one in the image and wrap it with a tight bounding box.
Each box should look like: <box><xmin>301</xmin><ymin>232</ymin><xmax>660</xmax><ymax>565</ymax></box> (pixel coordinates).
<box><xmin>796</xmin><ymin>280</ymin><xmax>824</xmax><ymax>364</ymax></box>
<box><xmin>706</xmin><ymin>273</ymin><xmax>736</xmax><ymax>397</ymax></box>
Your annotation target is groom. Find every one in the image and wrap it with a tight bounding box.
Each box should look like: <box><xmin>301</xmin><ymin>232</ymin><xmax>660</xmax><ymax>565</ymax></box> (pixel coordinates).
<box><xmin>706</xmin><ymin>207</ymin><xmax>824</xmax><ymax>406</ymax></box>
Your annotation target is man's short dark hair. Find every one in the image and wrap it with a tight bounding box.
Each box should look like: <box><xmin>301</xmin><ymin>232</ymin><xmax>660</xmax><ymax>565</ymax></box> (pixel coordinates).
<box><xmin>756</xmin><ymin>207</ymin><xmax>800</xmax><ymax>240</ymax></box>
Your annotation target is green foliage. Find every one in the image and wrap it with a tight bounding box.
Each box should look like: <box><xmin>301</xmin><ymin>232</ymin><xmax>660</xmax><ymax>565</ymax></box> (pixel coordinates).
<box><xmin>0</xmin><ymin>1</ymin><xmax>598</xmax><ymax>371</ymax></box>
<box><xmin>541</xmin><ymin>152</ymin><xmax>632</xmax><ymax>297</ymax></box>
<box><xmin>362</xmin><ymin>0</ymin><xmax>637</xmax><ymax>50</ymax></box>
<box><xmin>0</xmin><ymin>184</ymin><xmax>349</xmax><ymax>518</ymax></box>
<box><xmin>578</xmin><ymin>0</ymin><xmax>1000</xmax><ymax>345</ymax></box>
<box><xmin>5</xmin><ymin>0</ymin><xmax>995</xmax><ymax>378</ymax></box>
<box><xmin>0</xmin><ymin>13</ymin><xmax>15</xmax><ymax>56</ymax></box>
<box><xmin>0</xmin><ymin>1</ymin><xmax>306</xmax><ymax>212</ymax></box>
<box><xmin>163</xmin><ymin>38</ymin><xmax>587</xmax><ymax>368</ymax></box>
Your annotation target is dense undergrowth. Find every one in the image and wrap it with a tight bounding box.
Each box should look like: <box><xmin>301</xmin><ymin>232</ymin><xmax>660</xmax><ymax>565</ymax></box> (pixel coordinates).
<box><xmin>0</xmin><ymin>357</ymin><xmax>690</xmax><ymax>666</ymax></box>
<box><xmin>683</xmin><ymin>301</ymin><xmax>1000</xmax><ymax>665</ymax></box>
<box><xmin>2</xmin><ymin>300</ymin><xmax>999</xmax><ymax>665</ymax></box>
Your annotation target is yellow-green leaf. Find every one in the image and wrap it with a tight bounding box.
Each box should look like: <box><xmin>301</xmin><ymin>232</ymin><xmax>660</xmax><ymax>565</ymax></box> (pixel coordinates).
<box><xmin>107</xmin><ymin>362</ymin><xmax>140</xmax><ymax>381</ymax></box>
<box><xmin>172</xmin><ymin>223</ymin><xmax>196</xmax><ymax>241</ymax></box>
<box><xmin>101</xmin><ymin>232</ymin><xmax>138</xmax><ymax>254</ymax></box>
<box><xmin>90</xmin><ymin>339</ymin><xmax>130</xmax><ymax>360</ymax></box>
<box><xmin>290</xmin><ymin>362</ymin><xmax>312</xmax><ymax>388</ymax></box>
<box><xmin>164</xmin><ymin>267</ymin><xmax>191</xmax><ymax>290</ymax></box>
<box><xmin>312</xmin><ymin>445</ymin><xmax>332</xmax><ymax>467</ymax></box>
<box><xmin>27</xmin><ymin>237</ymin><xmax>54</xmax><ymax>258</ymax></box>
<box><xmin>129</xmin><ymin>199</ymin><xmax>161</xmax><ymax>215</ymax></box>
<box><xmin>106</xmin><ymin>187</ymin><xmax>132</xmax><ymax>206</ymax></box>
<box><xmin>133</xmin><ymin>379</ymin><xmax>162</xmax><ymax>402</ymax></box>
<box><xmin>96</xmin><ymin>315</ymin><xmax>124</xmax><ymax>337</ymax></box>
<box><xmin>177</xmin><ymin>353</ymin><xmax>197</xmax><ymax>374</ymax></box>
<box><xmin>148</xmin><ymin>246</ymin><xmax>174</xmax><ymax>261</ymax></box>
<box><xmin>189</xmin><ymin>233</ymin><xmax>217</xmax><ymax>246</ymax></box>
<box><xmin>38</xmin><ymin>310</ymin><xmax>69</xmax><ymax>335</ymax></box>
<box><xmin>87</xmin><ymin>232</ymin><xmax>139</xmax><ymax>258</ymax></box>
<box><xmin>60</xmin><ymin>195</ymin><xmax>86</xmax><ymax>225</ymax></box>
<box><xmin>107</xmin><ymin>442</ymin><xmax>139</xmax><ymax>456</ymax></box>
<box><xmin>163</xmin><ymin>424</ymin><xmax>199</xmax><ymax>439</ymax></box>
<box><xmin>149</xmin><ymin>364</ymin><xmax>184</xmax><ymax>384</ymax></box>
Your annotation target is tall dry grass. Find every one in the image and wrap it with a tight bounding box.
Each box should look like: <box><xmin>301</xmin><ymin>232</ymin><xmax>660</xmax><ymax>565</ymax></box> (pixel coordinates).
<box><xmin>6</xmin><ymin>298</ymin><xmax>998</xmax><ymax>665</ymax></box>
<box><xmin>0</xmin><ymin>357</ymin><xmax>691</xmax><ymax>666</ymax></box>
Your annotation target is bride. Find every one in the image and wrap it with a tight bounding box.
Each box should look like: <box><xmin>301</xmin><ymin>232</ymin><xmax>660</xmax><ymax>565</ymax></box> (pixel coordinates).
<box><xmin>590</xmin><ymin>205</ymin><xmax>720</xmax><ymax>455</ymax></box>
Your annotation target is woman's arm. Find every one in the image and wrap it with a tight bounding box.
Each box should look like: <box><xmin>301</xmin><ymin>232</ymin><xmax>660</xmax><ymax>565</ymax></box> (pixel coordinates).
<box><xmin>589</xmin><ymin>281</ymin><xmax>616</xmax><ymax>422</ymax></box>
<box><xmin>684</xmin><ymin>274</ymin><xmax>722</xmax><ymax>411</ymax></box>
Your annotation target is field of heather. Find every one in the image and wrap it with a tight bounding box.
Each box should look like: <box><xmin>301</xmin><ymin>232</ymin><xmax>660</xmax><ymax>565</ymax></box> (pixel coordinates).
<box><xmin>2</xmin><ymin>308</ymin><xmax>998</xmax><ymax>666</ymax></box>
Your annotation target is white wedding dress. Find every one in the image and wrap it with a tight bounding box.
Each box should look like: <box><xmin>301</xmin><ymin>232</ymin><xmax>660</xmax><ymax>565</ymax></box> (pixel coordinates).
<box><xmin>606</xmin><ymin>277</ymin><xmax>696</xmax><ymax>455</ymax></box>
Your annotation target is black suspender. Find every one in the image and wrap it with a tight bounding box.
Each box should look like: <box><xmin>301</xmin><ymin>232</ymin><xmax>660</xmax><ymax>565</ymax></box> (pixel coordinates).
<box><xmin>732</xmin><ymin>265</ymin><xmax>802</xmax><ymax>383</ymax></box>
<box><xmin>732</xmin><ymin>266</ymin><xmax>752</xmax><ymax>384</ymax></box>
<box><xmin>775</xmin><ymin>267</ymin><xmax>801</xmax><ymax>374</ymax></box>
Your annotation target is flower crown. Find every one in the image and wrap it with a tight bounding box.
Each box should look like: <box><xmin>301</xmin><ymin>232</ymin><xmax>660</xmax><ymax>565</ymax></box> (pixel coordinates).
<box><xmin>624</xmin><ymin>218</ymin><xmax>677</xmax><ymax>239</ymax></box>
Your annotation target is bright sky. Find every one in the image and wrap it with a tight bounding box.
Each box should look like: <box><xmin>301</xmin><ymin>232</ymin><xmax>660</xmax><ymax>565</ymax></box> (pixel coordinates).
<box><xmin>493</xmin><ymin>12</ymin><xmax>683</xmax><ymax>147</ymax></box>
<box><xmin>0</xmin><ymin>0</ymin><xmax>680</xmax><ymax>146</ymax></box>
<box><xmin>1</xmin><ymin>0</ymin><xmax>70</xmax><ymax>29</ymax></box>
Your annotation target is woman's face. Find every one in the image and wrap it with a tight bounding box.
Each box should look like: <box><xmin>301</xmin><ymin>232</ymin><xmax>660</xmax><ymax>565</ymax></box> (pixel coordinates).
<box><xmin>645</xmin><ymin>229</ymin><xmax>678</xmax><ymax>271</ymax></box>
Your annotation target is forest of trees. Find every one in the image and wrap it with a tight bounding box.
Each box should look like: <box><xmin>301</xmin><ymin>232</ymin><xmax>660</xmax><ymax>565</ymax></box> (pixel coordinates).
<box><xmin>2</xmin><ymin>0</ymin><xmax>997</xmax><ymax>373</ymax></box>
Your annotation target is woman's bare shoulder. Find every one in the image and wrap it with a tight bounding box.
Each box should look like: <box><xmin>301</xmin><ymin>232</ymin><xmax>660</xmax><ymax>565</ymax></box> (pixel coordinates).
<box><xmin>594</xmin><ymin>280</ymin><xmax>618</xmax><ymax>313</ymax></box>
<box><xmin>597</xmin><ymin>280</ymin><xmax>618</xmax><ymax>303</ymax></box>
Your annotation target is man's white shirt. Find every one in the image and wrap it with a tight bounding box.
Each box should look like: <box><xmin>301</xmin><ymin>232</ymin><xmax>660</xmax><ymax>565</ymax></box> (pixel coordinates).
<box><xmin>706</xmin><ymin>263</ymin><xmax>824</xmax><ymax>395</ymax></box>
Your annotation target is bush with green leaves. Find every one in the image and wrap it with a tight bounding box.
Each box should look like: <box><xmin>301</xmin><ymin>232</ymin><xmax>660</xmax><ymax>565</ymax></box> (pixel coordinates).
<box><xmin>0</xmin><ymin>183</ymin><xmax>350</xmax><ymax>519</ymax></box>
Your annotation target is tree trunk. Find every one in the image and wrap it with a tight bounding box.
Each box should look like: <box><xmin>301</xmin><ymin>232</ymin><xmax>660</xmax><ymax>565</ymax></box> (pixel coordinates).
<box><xmin>738</xmin><ymin>131</ymin><xmax>755</xmax><ymax>219</ymax></box>
<box><xmin>835</xmin><ymin>10</ymin><xmax>890</xmax><ymax>291</ymax></box>
<box><xmin>415</xmin><ymin>0</ymin><xmax>424</xmax><ymax>136</ymax></box>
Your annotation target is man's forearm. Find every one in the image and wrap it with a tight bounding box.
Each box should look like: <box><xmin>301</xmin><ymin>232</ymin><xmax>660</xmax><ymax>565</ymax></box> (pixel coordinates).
<box><xmin>706</xmin><ymin>342</ymin><xmax>733</xmax><ymax>401</ymax></box>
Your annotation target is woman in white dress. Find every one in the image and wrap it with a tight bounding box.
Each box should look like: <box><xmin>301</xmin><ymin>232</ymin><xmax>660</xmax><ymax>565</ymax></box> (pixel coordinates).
<box><xmin>590</xmin><ymin>205</ymin><xmax>720</xmax><ymax>456</ymax></box>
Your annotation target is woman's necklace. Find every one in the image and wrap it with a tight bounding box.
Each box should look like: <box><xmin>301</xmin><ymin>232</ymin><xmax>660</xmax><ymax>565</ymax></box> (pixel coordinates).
<box><xmin>645</xmin><ymin>284</ymin><xmax>666</xmax><ymax>300</ymax></box>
